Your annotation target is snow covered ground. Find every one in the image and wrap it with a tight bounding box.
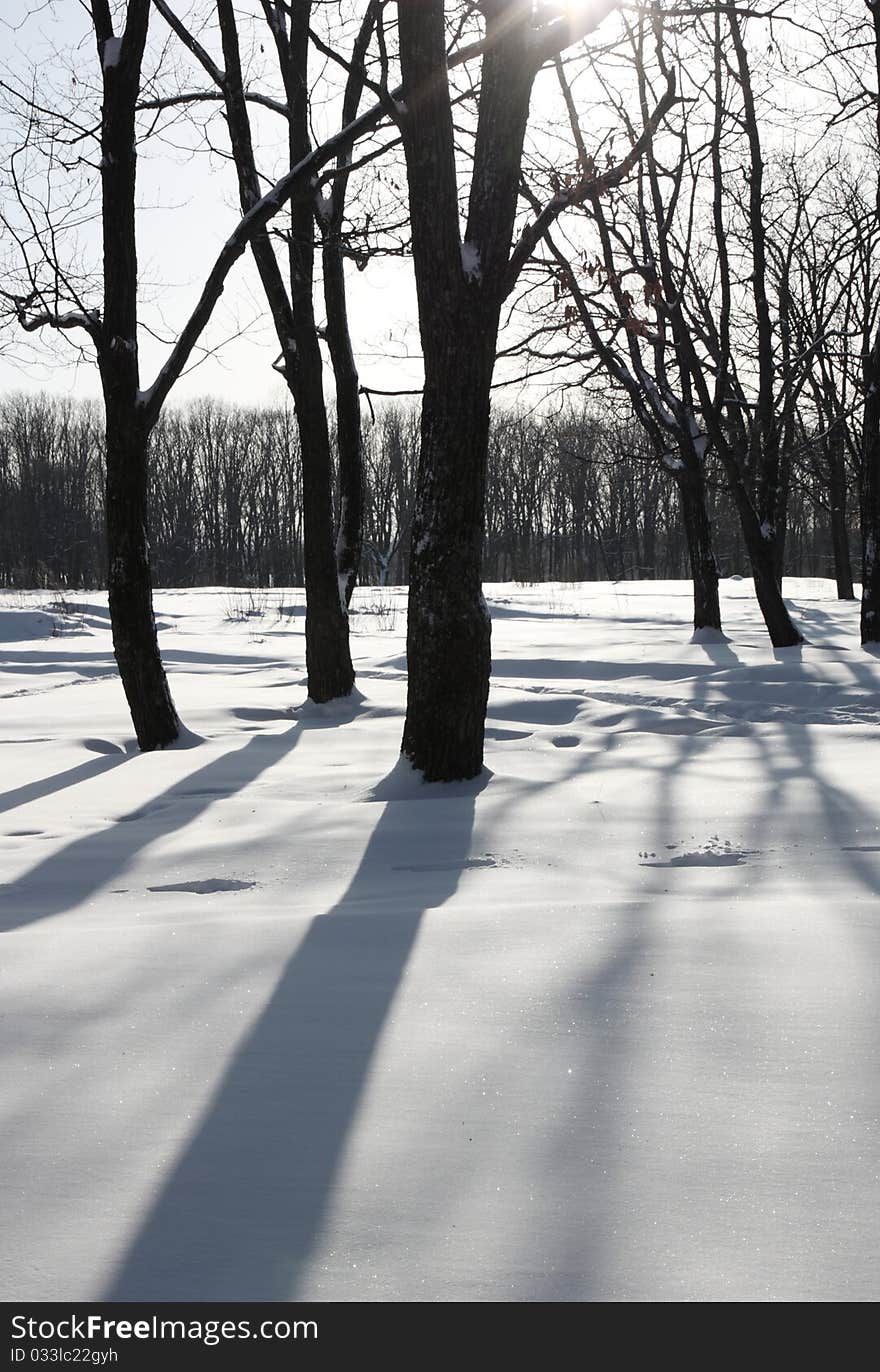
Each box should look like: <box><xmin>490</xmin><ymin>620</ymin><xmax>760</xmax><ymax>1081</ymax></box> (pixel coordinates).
<box><xmin>1</xmin><ymin>578</ymin><xmax>877</xmax><ymax>1303</ymax></box>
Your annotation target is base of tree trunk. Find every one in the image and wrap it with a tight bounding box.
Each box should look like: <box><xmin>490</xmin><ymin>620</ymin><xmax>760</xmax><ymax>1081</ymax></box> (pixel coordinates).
<box><xmin>752</xmin><ymin>560</ymin><xmax>804</xmax><ymax>647</ymax></box>
<box><xmin>402</xmin><ymin>587</ymin><xmax>491</xmax><ymax>783</ymax></box>
<box><xmin>109</xmin><ymin>584</ymin><xmax>181</xmax><ymax>750</ymax></box>
<box><xmin>860</xmin><ymin>556</ymin><xmax>880</xmax><ymax>644</ymax></box>
<box><xmin>305</xmin><ymin>603</ymin><xmax>355</xmax><ymax>702</ymax></box>
<box><xmin>677</xmin><ymin>472</ymin><xmax>723</xmax><ymax>634</ymax></box>
<box><xmin>105</xmin><ymin>424</ymin><xmax>181</xmax><ymax>752</ymax></box>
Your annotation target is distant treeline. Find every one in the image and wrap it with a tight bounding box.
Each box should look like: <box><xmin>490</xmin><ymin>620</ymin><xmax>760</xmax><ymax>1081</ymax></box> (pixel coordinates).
<box><xmin>0</xmin><ymin>392</ymin><xmax>857</xmax><ymax>590</ymax></box>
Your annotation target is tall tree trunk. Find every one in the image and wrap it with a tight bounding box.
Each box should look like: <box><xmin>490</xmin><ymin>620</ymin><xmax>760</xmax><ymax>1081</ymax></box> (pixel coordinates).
<box><xmin>217</xmin><ymin>0</ymin><xmax>353</xmax><ymax>700</ymax></box>
<box><xmin>397</xmin><ymin>0</ymin><xmax>535</xmax><ymax>780</ymax></box>
<box><xmin>97</xmin><ymin>1</ymin><xmax>180</xmax><ymax>749</ymax></box>
<box><xmin>861</xmin><ymin>328</ymin><xmax>880</xmax><ymax>642</ymax></box>
<box><xmin>285</xmin><ymin>8</ymin><xmax>354</xmax><ymax>700</ymax></box>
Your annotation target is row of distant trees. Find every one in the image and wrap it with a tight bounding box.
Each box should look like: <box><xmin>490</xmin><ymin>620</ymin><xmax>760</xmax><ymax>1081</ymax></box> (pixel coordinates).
<box><xmin>0</xmin><ymin>391</ymin><xmax>857</xmax><ymax>594</ymax></box>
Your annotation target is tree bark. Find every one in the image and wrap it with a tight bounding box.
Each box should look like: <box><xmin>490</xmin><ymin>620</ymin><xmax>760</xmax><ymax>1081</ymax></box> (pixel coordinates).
<box><xmin>828</xmin><ymin>436</ymin><xmax>855</xmax><ymax>600</ymax></box>
<box><xmin>861</xmin><ymin>328</ymin><xmax>880</xmax><ymax>642</ymax></box>
<box><xmin>323</xmin><ymin>228</ymin><xmax>363</xmax><ymax>611</ymax></box>
<box><xmin>104</xmin><ymin>409</ymin><xmax>179</xmax><ymax>747</ymax></box>
<box><xmin>675</xmin><ymin>465</ymin><xmax>722</xmax><ymax>633</ymax></box>
<box><xmin>401</xmin><ymin>323</ymin><xmax>496</xmax><ymax>780</ymax></box>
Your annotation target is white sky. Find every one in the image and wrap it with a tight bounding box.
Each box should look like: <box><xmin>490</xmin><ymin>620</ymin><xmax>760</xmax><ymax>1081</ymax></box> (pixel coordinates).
<box><xmin>0</xmin><ymin>0</ymin><xmax>428</xmax><ymax>410</ymax></box>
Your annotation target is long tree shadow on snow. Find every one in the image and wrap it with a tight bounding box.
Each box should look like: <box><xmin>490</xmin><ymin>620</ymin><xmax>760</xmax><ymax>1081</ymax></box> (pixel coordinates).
<box><xmin>0</xmin><ymin>725</ymin><xmax>303</xmax><ymax>932</ymax></box>
<box><xmin>104</xmin><ymin>771</ymin><xmax>485</xmax><ymax>1300</ymax></box>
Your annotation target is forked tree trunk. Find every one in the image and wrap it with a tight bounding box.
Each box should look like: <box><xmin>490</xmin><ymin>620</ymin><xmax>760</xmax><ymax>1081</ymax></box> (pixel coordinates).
<box><xmin>397</xmin><ymin>0</ymin><xmax>535</xmax><ymax>781</ymax></box>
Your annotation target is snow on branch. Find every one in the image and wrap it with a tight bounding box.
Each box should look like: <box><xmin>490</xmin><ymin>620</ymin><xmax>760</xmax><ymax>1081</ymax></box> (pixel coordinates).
<box><xmin>2</xmin><ymin>290</ymin><xmax>101</xmax><ymax>341</ymax></box>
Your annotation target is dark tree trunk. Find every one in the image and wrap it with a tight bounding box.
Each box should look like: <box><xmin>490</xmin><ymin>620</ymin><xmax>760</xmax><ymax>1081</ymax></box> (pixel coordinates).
<box><xmin>284</xmin><ymin>6</ymin><xmax>354</xmax><ymax>700</ymax></box>
<box><xmin>750</xmin><ymin>543</ymin><xmax>802</xmax><ymax>647</ymax></box>
<box><xmin>828</xmin><ymin>437</ymin><xmax>855</xmax><ymax>600</ymax></box>
<box><xmin>401</xmin><ymin>325</ymin><xmax>495</xmax><ymax>780</ymax></box>
<box><xmin>96</xmin><ymin>1</ymin><xmax>180</xmax><ymax>749</ymax></box>
<box><xmin>397</xmin><ymin>0</ymin><xmax>535</xmax><ymax>780</ymax></box>
<box><xmin>675</xmin><ymin>465</ymin><xmax>722</xmax><ymax>633</ymax></box>
<box><xmin>105</xmin><ymin>410</ymin><xmax>179</xmax><ymax>747</ymax></box>
<box><xmin>861</xmin><ymin>328</ymin><xmax>880</xmax><ymax>642</ymax></box>
<box><xmin>291</xmin><ymin>327</ymin><xmax>356</xmax><ymax>699</ymax></box>
<box><xmin>717</xmin><ymin>451</ymin><xmax>803</xmax><ymax>646</ymax></box>
<box><xmin>324</xmin><ymin>232</ymin><xmax>364</xmax><ymax>611</ymax></box>
<box><xmin>322</xmin><ymin>4</ymin><xmax>375</xmax><ymax>610</ymax></box>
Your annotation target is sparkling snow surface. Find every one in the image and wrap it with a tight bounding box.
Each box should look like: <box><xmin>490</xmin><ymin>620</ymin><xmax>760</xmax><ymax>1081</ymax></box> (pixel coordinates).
<box><xmin>1</xmin><ymin>580</ymin><xmax>877</xmax><ymax>1303</ymax></box>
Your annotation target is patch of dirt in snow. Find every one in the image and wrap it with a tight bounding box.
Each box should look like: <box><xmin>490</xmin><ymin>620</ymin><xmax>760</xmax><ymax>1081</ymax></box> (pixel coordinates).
<box><xmin>147</xmin><ymin>878</ymin><xmax>257</xmax><ymax>895</ymax></box>
<box><xmin>392</xmin><ymin>853</ymin><xmax>513</xmax><ymax>873</ymax></box>
<box><xmin>639</xmin><ymin>837</ymin><xmax>754</xmax><ymax>867</ymax></box>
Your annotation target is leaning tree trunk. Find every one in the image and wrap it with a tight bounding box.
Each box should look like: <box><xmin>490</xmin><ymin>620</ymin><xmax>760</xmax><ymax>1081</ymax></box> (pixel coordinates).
<box><xmin>861</xmin><ymin>328</ymin><xmax>880</xmax><ymax>643</ymax></box>
<box><xmin>104</xmin><ymin>407</ymin><xmax>180</xmax><ymax>749</ymax></box>
<box><xmin>401</xmin><ymin>322</ymin><xmax>495</xmax><ymax>781</ymax></box>
<box><xmin>749</xmin><ymin>544</ymin><xmax>802</xmax><ymax>646</ymax></box>
<box><xmin>674</xmin><ymin>462</ymin><xmax>722</xmax><ymax>634</ymax></box>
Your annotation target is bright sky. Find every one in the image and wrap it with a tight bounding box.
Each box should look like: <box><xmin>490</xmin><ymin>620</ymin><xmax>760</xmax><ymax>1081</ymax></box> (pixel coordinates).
<box><xmin>0</xmin><ymin>1</ymin><xmax>428</xmax><ymax>410</ymax></box>
<box><xmin>0</xmin><ymin>1</ymin><xmax>864</xmax><ymax>413</ymax></box>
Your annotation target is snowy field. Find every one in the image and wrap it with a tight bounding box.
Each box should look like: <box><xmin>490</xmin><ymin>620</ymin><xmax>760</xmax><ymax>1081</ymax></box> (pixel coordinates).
<box><xmin>1</xmin><ymin>578</ymin><xmax>877</xmax><ymax>1303</ymax></box>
